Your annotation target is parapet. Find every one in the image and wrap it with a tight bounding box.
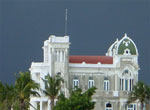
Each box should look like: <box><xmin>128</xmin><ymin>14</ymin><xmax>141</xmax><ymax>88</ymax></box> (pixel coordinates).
<box><xmin>48</xmin><ymin>35</ymin><xmax>69</xmax><ymax>43</ymax></box>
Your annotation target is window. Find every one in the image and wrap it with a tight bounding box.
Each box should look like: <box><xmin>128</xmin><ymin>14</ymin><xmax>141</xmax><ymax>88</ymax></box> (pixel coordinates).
<box><xmin>124</xmin><ymin>49</ymin><xmax>131</xmax><ymax>55</ymax></box>
<box><xmin>123</xmin><ymin>70</ymin><xmax>129</xmax><ymax>76</ymax></box>
<box><xmin>88</xmin><ymin>79</ymin><xmax>94</xmax><ymax>88</ymax></box>
<box><xmin>127</xmin><ymin>104</ymin><xmax>136</xmax><ymax>110</ymax></box>
<box><xmin>57</xmin><ymin>72</ymin><xmax>61</xmax><ymax>75</ymax></box>
<box><xmin>120</xmin><ymin>78</ymin><xmax>133</xmax><ymax>91</ymax></box>
<box><xmin>125</xmin><ymin>70</ymin><xmax>129</xmax><ymax>74</ymax></box>
<box><xmin>105</xmin><ymin>102</ymin><xmax>112</xmax><ymax>110</ymax></box>
<box><xmin>104</xmin><ymin>78</ymin><xmax>109</xmax><ymax>91</ymax></box>
<box><xmin>122</xmin><ymin>79</ymin><xmax>124</xmax><ymax>90</ymax></box>
<box><xmin>120</xmin><ymin>69</ymin><xmax>133</xmax><ymax>91</ymax></box>
<box><xmin>125</xmin><ymin>79</ymin><xmax>128</xmax><ymax>90</ymax></box>
<box><xmin>73</xmin><ymin>79</ymin><xmax>79</xmax><ymax>89</ymax></box>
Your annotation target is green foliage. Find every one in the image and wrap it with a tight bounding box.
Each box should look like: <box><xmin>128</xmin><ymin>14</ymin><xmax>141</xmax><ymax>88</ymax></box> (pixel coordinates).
<box><xmin>43</xmin><ymin>74</ymin><xmax>64</xmax><ymax>110</ymax></box>
<box><xmin>127</xmin><ymin>81</ymin><xmax>150</xmax><ymax>110</ymax></box>
<box><xmin>54</xmin><ymin>87</ymin><xmax>97</xmax><ymax>110</ymax></box>
<box><xmin>13</xmin><ymin>71</ymin><xmax>39</xmax><ymax>110</ymax></box>
<box><xmin>0</xmin><ymin>81</ymin><xmax>15</xmax><ymax>110</ymax></box>
<box><xmin>0</xmin><ymin>71</ymin><xmax>39</xmax><ymax>110</ymax></box>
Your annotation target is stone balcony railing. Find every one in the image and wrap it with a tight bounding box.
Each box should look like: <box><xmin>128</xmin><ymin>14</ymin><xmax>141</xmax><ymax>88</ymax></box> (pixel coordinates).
<box><xmin>94</xmin><ymin>90</ymin><xmax>130</xmax><ymax>98</ymax></box>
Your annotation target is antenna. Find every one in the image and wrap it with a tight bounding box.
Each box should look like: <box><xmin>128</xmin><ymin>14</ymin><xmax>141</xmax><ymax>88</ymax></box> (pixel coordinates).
<box><xmin>65</xmin><ymin>8</ymin><xmax>68</xmax><ymax>36</ymax></box>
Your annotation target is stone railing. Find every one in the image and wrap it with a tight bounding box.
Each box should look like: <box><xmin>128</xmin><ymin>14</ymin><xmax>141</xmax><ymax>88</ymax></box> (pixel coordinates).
<box><xmin>94</xmin><ymin>90</ymin><xmax>130</xmax><ymax>98</ymax></box>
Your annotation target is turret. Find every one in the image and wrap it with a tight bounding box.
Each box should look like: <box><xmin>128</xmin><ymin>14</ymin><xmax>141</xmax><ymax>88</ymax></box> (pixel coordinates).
<box><xmin>42</xmin><ymin>35</ymin><xmax>70</xmax><ymax>76</ymax></box>
<box><xmin>106</xmin><ymin>33</ymin><xmax>139</xmax><ymax>91</ymax></box>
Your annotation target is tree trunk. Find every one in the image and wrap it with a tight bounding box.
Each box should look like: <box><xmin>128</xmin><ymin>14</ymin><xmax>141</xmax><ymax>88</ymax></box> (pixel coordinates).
<box><xmin>20</xmin><ymin>100</ymin><xmax>26</xmax><ymax>110</ymax></box>
<box><xmin>51</xmin><ymin>98</ymin><xmax>54</xmax><ymax>110</ymax></box>
<box><xmin>141</xmin><ymin>102</ymin><xmax>144</xmax><ymax>110</ymax></box>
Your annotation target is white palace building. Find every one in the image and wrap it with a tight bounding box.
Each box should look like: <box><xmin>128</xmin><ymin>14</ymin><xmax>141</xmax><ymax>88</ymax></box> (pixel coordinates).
<box><xmin>29</xmin><ymin>33</ymin><xmax>141</xmax><ymax>110</ymax></box>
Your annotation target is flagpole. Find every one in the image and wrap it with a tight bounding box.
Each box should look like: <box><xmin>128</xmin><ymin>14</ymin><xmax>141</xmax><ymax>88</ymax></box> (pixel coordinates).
<box><xmin>65</xmin><ymin>8</ymin><xmax>68</xmax><ymax>36</ymax></box>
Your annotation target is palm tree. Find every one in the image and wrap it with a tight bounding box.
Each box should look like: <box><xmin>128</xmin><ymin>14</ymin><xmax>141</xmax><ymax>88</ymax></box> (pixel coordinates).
<box><xmin>0</xmin><ymin>81</ymin><xmax>14</xmax><ymax>110</ymax></box>
<box><xmin>127</xmin><ymin>81</ymin><xmax>150</xmax><ymax>110</ymax></box>
<box><xmin>13</xmin><ymin>71</ymin><xmax>39</xmax><ymax>110</ymax></box>
<box><xmin>42</xmin><ymin>74</ymin><xmax>64</xmax><ymax>110</ymax></box>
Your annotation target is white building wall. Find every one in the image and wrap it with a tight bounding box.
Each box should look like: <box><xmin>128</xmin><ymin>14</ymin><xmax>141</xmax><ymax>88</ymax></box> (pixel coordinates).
<box><xmin>29</xmin><ymin>35</ymin><xmax>140</xmax><ymax>110</ymax></box>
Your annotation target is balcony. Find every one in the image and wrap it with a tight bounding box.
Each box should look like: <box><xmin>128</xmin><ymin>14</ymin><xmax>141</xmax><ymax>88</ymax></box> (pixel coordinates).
<box><xmin>94</xmin><ymin>90</ymin><xmax>130</xmax><ymax>98</ymax></box>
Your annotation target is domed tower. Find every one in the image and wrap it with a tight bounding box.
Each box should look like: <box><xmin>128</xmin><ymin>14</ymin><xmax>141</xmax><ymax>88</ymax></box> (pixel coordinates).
<box><xmin>106</xmin><ymin>33</ymin><xmax>139</xmax><ymax>92</ymax></box>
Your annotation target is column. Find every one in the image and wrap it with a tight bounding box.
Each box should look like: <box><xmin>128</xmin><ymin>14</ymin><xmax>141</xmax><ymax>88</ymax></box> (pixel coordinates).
<box><xmin>48</xmin><ymin>100</ymin><xmax>51</xmax><ymax>110</ymax></box>
<box><xmin>115</xmin><ymin>74</ymin><xmax>118</xmax><ymax>91</ymax></box>
<box><xmin>64</xmin><ymin>50</ymin><xmax>66</xmax><ymax>62</ymax></box>
<box><xmin>60</xmin><ymin>51</ymin><xmax>62</xmax><ymax>62</ymax></box>
<box><xmin>124</xmin><ymin>79</ymin><xmax>125</xmax><ymax>91</ymax></box>
<box><xmin>62</xmin><ymin>51</ymin><xmax>64</xmax><ymax>62</ymax></box>
<box><xmin>40</xmin><ymin>101</ymin><xmax>43</xmax><ymax>110</ymax></box>
<box><xmin>57</xmin><ymin>51</ymin><xmax>59</xmax><ymax>62</ymax></box>
<box><xmin>65</xmin><ymin>48</ymin><xmax>68</xmax><ymax>62</ymax></box>
<box><xmin>120</xmin><ymin>79</ymin><xmax>122</xmax><ymax>90</ymax></box>
<box><xmin>49</xmin><ymin>48</ymin><xmax>53</xmax><ymax>76</ymax></box>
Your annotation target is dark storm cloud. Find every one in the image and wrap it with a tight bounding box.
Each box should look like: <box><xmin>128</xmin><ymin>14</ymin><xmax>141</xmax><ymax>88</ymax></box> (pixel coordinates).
<box><xmin>0</xmin><ymin>0</ymin><xmax>150</xmax><ymax>84</ymax></box>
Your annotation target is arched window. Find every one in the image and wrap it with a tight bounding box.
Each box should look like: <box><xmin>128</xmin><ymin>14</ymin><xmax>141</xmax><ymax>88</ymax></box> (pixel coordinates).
<box><xmin>105</xmin><ymin>102</ymin><xmax>112</xmax><ymax>110</ymax></box>
<box><xmin>127</xmin><ymin>104</ymin><xmax>137</xmax><ymax>110</ymax></box>
<box><xmin>120</xmin><ymin>69</ymin><xmax>133</xmax><ymax>91</ymax></box>
<box><xmin>57</xmin><ymin>72</ymin><xmax>61</xmax><ymax>75</ymax></box>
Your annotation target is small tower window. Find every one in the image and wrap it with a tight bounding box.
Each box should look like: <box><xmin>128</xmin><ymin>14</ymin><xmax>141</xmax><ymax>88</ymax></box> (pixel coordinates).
<box><xmin>124</xmin><ymin>49</ymin><xmax>131</xmax><ymax>55</ymax></box>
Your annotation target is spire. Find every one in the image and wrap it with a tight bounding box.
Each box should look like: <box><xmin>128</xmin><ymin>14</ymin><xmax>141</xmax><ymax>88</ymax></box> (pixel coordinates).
<box><xmin>124</xmin><ymin>33</ymin><xmax>128</xmax><ymax>38</ymax></box>
<box><xmin>65</xmin><ymin>8</ymin><xmax>68</xmax><ymax>36</ymax></box>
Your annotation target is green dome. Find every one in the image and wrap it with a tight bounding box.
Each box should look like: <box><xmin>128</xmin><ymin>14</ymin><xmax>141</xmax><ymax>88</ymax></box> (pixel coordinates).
<box><xmin>106</xmin><ymin>33</ymin><xmax>138</xmax><ymax>56</ymax></box>
<box><xmin>117</xmin><ymin>37</ymin><xmax>137</xmax><ymax>55</ymax></box>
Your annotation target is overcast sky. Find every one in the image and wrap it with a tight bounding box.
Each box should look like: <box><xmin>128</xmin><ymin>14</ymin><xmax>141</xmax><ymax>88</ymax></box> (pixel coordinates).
<box><xmin>0</xmin><ymin>0</ymin><xmax>150</xmax><ymax>84</ymax></box>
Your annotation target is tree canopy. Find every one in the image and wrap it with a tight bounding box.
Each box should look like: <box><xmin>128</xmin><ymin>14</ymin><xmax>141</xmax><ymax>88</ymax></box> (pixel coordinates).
<box><xmin>127</xmin><ymin>81</ymin><xmax>150</xmax><ymax>110</ymax></box>
<box><xmin>54</xmin><ymin>87</ymin><xmax>97</xmax><ymax>110</ymax></box>
<box><xmin>42</xmin><ymin>74</ymin><xmax>64</xmax><ymax>110</ymax></box>
<box><xmin>0</xmin><ymin>71</ymin><xmax>39</xmax><ymax>110</ymax></box>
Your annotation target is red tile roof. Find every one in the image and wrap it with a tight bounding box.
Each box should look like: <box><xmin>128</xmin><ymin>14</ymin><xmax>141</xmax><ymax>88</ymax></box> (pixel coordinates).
<box><xmin>69</xmin><ymin>56</ymin><xmax>113</xmax><ymax>64</ymax></box>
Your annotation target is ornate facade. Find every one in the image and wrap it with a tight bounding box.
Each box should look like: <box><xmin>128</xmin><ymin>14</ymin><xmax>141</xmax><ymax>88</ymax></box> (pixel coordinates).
<box><xmin>29</xmin><ymin>33</ymin><xmax>141</xmax><ymax>110</ymax></box>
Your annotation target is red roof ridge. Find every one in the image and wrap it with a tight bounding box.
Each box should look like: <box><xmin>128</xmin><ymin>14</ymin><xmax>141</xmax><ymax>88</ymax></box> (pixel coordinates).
<box><xmin>69</xmin><ymin>56</ymin><xmax>113</xmax><ymax>64</ymax></box>
<box><xmin>70</xmin><ymin>55</ymin><xmax>105</xmax><ymax>56</ymax></box>
<box><xmin>70</xmin><ymin>55</ymin><xmax>113</xmax><ymax>57</ymax></box>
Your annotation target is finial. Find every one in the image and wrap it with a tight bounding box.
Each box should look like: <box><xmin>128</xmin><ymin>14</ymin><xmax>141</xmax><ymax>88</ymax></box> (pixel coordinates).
<box><xmin>124</xmin><ymin>33</ymin><xmax>128</xmax><ymax>38</ymax></box>
<box><xmin>116</xmin><ymin>38</ymin><xmax>119</xmax><ymax>42</ymax></box>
